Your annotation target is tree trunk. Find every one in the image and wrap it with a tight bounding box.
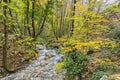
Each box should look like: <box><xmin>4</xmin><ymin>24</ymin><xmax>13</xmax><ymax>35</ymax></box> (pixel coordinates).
<box><xmin>2</xmin><ymin>0</ymin><xmax>16</xmax><ymax>73</ymax></box>
<box><xmin>71</xmin><ymin>0</ymin><xmax>76</xmax><ymax>36</ymax></box>
<box><xmin>27</xmin><ymin>0</ymin><xmax>31</xmax><ymax>36</ymax></box>
<box><xmin>32</xmin><ymin>0</ymin><xmax>35</xmax><ymax>38</ymax></box>
<box><xmin>35</xmin><ymin>0</ymin><xmax>52</xmax><ymax>39</ymax></box>
<box><xmin>8</xmin><ymin>0</ymin><xmax>18</xmax><ymax>34</ymax></box>
<box><xmin>3</xmin><ymin>0</ymin><xmax>8</xmax><ymax>71</ymax></box>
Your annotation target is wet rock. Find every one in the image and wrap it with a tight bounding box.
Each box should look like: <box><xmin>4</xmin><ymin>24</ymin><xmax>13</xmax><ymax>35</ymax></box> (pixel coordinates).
<box><xmin>36</xmin><ymin>45</ymin><xmax>45</xmax><ymax>50</ymax></box>
<box><xmin>52</xmin><ymin>43</ymin><xmax>61</xmax><ymax>49</ymax></box>
<box><xmin>100</xmin><ymin>75</ymin><xmax>108</xmax><ymax>80</ymax></box>
<box><xmin>100</xmin><ymin>74</ymin><xmax>120</xmax><ymax>80</ymax></box>
<box><xmin>44</xmin><ymin>56</ymin><xmax>49</xmax><ymax>60</ymax></box>
<box><xmin>40</xmin><ymin>61</ymin><xmax>48</xmax><ymax>67</ymax></box>
<box><xmin>31</xmin><ymin>77</ymin><xmax>43</xmax><ymax>80</ymax></box>
<box><xmin>16</xmin><ymin>73</ymin><xmax>26</xmax><ymax>79</ymax></box>
<box><xmin>37</xmin><ymin>56</ymin><xmax>45</xmax><ymax>61</ymax></box>
<box><xmin>45</xmin><ymin>52</ymin><xmax>55</xmax><ymax>58</ymax></box>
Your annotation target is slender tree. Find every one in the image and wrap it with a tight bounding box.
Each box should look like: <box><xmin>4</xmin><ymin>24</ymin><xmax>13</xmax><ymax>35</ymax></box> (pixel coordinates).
<box><xmin>26</xmin><ymin>0</ymin><xmax>31</xmax><ymax>36</ymax></box>
<box><xmin>35</xmin><ymin>0</ymin><xmax>53</xmax><ymax>38</ymax></box>
<box><xmin>71</xmin><ymin>0</ymin><xmax>76</xmax><ymax>36</ymax></box>
<box><xmin>32</xmin><ymin>0</ymin><xmax>36</xmax><ymax>38</ymax></box>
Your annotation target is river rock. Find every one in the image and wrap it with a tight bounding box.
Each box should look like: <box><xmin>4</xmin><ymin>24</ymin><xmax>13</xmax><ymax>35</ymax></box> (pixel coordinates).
<box><xmin>100</xmin><ymin>75</ymin><xmax>108</xmax><ymax>80</ymax></box>
<box><xmin>38</xmin><ymin>56</ymin><xmax>45</xmax><ymax>61</ymax></box>
<box><xmin>36</xmin><ymin>45</ymin><xmax>45</xmax><ymax>50</ymax></box>
<box><xmin>100</xmin><ymin>74</ymin><xmax>120</xmax><ymax>80</ymax></box>
<box><xmin>44</xmin><ymin>56</ymin><xmax>49</xmax><ymax>60</ymax></box>
<box><xmin>45</xmin><ymin>52</ymin><xmax>55</xmax><ymax>58</ymax></box>
<box><xmin>40</xmin><ymin>61</ymin><xmax>48</xmax><ymax>67</ymax></box>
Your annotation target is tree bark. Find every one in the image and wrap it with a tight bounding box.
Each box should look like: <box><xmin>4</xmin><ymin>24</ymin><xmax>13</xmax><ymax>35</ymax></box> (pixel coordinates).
<box><xmin>3</xmin><ymin>0</ymin><xmax>8</xmax><ymax>71</ymax></box>
<box><xmin>27</xmin><ymin>0</ymin><xmax>31</xmax><ymax>36</ymax></box>
<box><xmin>71</xmin><ymin>0</ymin><xmax>76</xmax><ymax>36</ymax></box>
<box><xmin>32</xmin><ymin>0</ymin><xmax>36</xmax><ymax>38</ymax></box>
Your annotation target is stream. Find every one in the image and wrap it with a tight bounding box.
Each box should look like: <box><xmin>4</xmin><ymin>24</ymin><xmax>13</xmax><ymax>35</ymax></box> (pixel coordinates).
<box><xmin>1</xmin><ymin>45</ymin><xmax>65</xmax><ymax>80</ymax></box>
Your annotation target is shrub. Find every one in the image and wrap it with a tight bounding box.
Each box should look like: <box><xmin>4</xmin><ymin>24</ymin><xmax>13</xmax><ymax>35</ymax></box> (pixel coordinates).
<box><xmin>90</xmin><ymin>71</ymin><xmax>109</xmax><ymax>80</ymax></box>
<box><xmin>64</xmin><ymin>50</ymin><xmax>90</xmax><ymax>80</ymax></box>
<box><xmin>108</xmin><ymin>27</ymin><xmax>120</xmax><ymax>54</ymax></box>
<box><xmin>109</xmin><ymin>27</ymin><xmax>120</xmax><ymax>42</ymax></box>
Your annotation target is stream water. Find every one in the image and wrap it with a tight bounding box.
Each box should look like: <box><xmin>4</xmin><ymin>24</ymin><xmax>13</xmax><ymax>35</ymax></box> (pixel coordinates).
<box><xmin>1</xmin><ymin>46</ymin><xmax>65</xmax><ymax>80</ymax></box>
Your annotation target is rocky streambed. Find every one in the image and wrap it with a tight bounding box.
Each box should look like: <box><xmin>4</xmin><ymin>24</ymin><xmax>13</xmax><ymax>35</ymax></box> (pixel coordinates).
<box><xmin>1</xmin><ymin>45</ymin><xmax>65</xmax><ymax>80</ymax></box>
